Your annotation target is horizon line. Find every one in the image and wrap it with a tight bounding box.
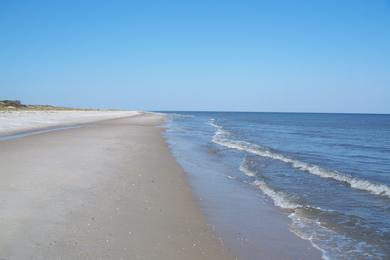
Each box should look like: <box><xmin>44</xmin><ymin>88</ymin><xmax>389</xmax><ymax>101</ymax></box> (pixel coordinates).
<box><xmin>153</xmin><ymin>110</ymin><xmax>390</xmax><ymax>115</ymax></box>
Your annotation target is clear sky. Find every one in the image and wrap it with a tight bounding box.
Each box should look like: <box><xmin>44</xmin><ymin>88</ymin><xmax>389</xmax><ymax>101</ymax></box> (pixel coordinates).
<box><xmin>1</xmin><ymin>0</ymin><xmax>389</xmax><ymax>113</ymax></box>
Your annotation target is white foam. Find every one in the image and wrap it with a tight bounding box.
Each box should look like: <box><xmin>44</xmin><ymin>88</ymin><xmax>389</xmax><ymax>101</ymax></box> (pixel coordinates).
<box><xmin>209</xmin><ymin>119</ymin><xmax>388</xmax><ymax>259</ymax></box>
<box><xmin>209</xmin><ymin>119</ymin><xmax>230</xmax><ymax>139</ymax></box>
<box><xmin>288</xmin><ymin>212</ymin><xmax>385</xmax><ymax>260</ymax></box>
<box><xmin>239</xmin><ymin>163</ymin><xmax>255</xmax><ymax>177</ymax></box>
<box><xmin>239</xmin><ymin>162</ymin><xmax>301</xmax><ymax>209</ymax></box>
<box><xmin>210</xmin><ymin>120</ymin><xmax>390</xmax><ymax>199</ymax></box>
<box><xmin>253</xmin><ymin>180</ymin><xmax>301</xmax><ymax>209</ymax></box>
<box><xmin>240</xmin><ymin>157</ymin><xmax>385</xmax><ymax>260</ymax></box>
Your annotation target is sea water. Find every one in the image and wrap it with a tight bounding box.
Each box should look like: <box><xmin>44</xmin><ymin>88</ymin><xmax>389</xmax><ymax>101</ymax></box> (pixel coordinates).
<box><xmin>163</xmin><ymin>112</ymin><xmax>390</xmax><ymax>259</ymax></box>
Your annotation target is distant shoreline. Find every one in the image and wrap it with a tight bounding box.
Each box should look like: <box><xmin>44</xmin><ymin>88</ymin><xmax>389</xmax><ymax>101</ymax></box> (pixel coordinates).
<box><xmin>0</xmin><ymin>100</ymin><xmax>125</xmax><ymax>111</ymax></box>
<box><xmin>0</xmin><ymin>109</ymin><xmax>140</xmax><ymax>136</ymax></box>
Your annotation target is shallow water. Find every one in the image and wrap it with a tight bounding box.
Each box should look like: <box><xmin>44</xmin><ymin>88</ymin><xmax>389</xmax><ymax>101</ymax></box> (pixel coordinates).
<box><xmin>163</xmin><ymin>112</ymin><xmax>390</xmax><ymax>260</ymax></box>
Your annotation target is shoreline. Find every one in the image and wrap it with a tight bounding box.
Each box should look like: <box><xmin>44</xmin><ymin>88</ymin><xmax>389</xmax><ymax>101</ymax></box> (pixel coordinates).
<box><xmin>0</xmin><ymin>113</ymin><xmax>232</xmax><ymax>259</ymax></box>
<box><xmin>163</xmin><ymin>112</ymin><xmax>324</xmax><ymax>260</ymax></box>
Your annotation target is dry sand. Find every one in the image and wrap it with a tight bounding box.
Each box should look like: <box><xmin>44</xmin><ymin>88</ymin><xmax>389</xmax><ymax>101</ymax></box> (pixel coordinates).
<box><xmin>0</xmin><ymin>110</ymin><xmax>139</xmax><ymax>136</ymax></box>
<box><xmin>0</xmin><ymin>113</ymin><xmax>232</xmax><ymax>259</ymax></box>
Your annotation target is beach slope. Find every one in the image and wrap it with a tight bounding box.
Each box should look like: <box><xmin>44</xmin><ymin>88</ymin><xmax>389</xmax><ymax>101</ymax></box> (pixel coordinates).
<box><xmin>0</xmin><ymin>113</ymin><xmax>231</xmax><ymax>259</ymax></box>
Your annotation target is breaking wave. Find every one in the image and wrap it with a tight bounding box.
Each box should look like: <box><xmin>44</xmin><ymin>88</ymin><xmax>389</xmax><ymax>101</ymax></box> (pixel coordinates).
<box><xmin>209</xmin><ymin>119</ymin><xmax>390</xmax><ymax>198</ymax></box>
<box><xmin>239</xmin><ymin>158</ymin><xmax>387</xmax><ymax>259</ymax></box>
<box><xmin>239</xmin><ymin>161</ymin><xmax>302</xmax><ymax>209</ymax></box>
<box><xmin>239</xmin><ymin>156</ymin><xmax>387</xmax><ymax>259</ymax></box>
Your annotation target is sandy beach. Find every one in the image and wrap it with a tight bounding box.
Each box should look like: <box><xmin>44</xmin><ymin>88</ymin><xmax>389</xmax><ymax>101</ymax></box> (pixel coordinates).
<box><xmin>0</xmin><ymin>110</ymin><xmax>140</xmax><ymax>136</ymax></box>
<box><xmin>0</xmin><ymin>113</ymin><xmax>231</xmax><ymax>259</ymax></box>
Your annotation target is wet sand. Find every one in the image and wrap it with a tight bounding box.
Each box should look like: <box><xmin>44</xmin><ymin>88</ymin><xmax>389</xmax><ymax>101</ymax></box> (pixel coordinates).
<box><xmin>0</xmin><ymin>113</ymin><xmax>231</xmax><ymax>259</ymax></box>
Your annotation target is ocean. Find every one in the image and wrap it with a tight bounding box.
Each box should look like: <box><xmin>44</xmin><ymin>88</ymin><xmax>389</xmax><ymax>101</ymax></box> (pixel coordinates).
<box><xmin>163</xmin><ymin>112</ymin><xmax>390</xmax><ymax>260</ymax></box>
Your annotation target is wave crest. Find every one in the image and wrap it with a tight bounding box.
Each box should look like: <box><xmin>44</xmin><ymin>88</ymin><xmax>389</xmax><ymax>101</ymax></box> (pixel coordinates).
<box><xmin>209</xmin><ymin>119</ymin><xmax>390</xmax><ymax>198</ymax></box>
<box><xmin>239</xmin><ymin>162</ymin><xmax>302</xmax><ymax>209</ymax></box>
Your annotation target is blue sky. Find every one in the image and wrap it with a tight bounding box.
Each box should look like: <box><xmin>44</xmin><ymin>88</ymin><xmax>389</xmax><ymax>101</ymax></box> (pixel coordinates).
<box><xmin>1</xmin><ymin>0</ymin><xmax>389</xmax><ymax>113</ymax></box>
